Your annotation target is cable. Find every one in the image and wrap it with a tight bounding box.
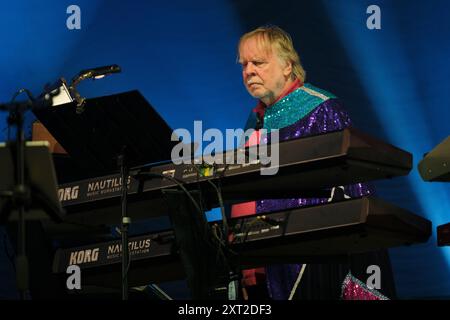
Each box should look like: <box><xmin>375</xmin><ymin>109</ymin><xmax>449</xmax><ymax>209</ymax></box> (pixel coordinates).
<box><xmin>137</xmin><ymin>161</ymin><xmax>240</xmax><ymax>294</ymax></box>
<box><xmin>138</xmin><ymin>170</ymin><xmax>236</xmax><ymax>289</ymax></box>
<box><xmin>133</xmin><ymin>172</ymin><xmax>219</xmax><ymax>253</ymax></box>
<box><xmin>190</xmin><ymin>164</ymin><xmax>229</xmax><ymax>243</ymax></box>
<box><xmin>124</xmin><ymin>171</ymin><xmax>207</xmax><ymax>290</ymax></box>
<box><xmin>192</xmin><ymin>165</ymin><xmax>209</xmax><ymax>245</ymax></box>
<box><xmin>214</xmin><ymin>178</ymin><xmax>228</xmax><ymax>240</ymax></box>
<box><xmin>288</xmin><ymin>264</ymin><xmax>307</xmax><ymax>300</ymax></box>
<box><xmin>189</xmin><ymin>163</ymin><xmax>241</xmax><ymax>283</ymax></box>
<box><xmin>190</xmin><ymin>143</ymin><xmax>254</xmax><ymax>245</ymax></box>
<box><xmin>146</xmin><ymin>284</ymin><xmax>173</xmax><ymax>300</ymax></box>
<box><xmin>135</xmin><ymin>172</ymin><xmax>202</xmax><ymax>214</ymax></box>
<box><xmin>232</xmin><ymin>217</ymin><xmax>262</xmax><ymax>245</ymax></box>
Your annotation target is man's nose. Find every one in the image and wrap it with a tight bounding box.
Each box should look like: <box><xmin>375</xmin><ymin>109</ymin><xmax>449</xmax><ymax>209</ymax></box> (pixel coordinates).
<box><xmin>244</xmin><ymin>63</ymin><xmax>256</xmax><ymax>76</ymax></box>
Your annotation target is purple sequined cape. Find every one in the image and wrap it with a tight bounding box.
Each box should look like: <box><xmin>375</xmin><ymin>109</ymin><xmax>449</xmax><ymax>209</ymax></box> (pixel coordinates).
<box><xmin>245</xmin><ymin>84</ymin><xmax>378</xmax><ymax>300</ymax></box>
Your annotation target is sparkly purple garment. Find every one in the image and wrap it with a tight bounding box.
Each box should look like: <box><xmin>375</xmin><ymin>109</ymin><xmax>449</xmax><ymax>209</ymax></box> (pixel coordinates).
<box><xmin>341</xmin><ymin>272</ymin><xmax>389</xmax><ymax>300</ymax></box>
<box><xmin>257</xmin><ymin>98</ymin><xmax>375</xmax><ymax>300</ymax></box>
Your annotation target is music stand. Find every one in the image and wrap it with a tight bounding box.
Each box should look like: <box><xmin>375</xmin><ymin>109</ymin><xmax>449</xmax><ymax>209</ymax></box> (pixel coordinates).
<box><xmin>0</xmin><ymin>140</ymin><xmax>64</xmax><ymax>299</ymax></box>
<box><xmin>32</xmin><ymin>90</ymin><xmax>177</xmax><ymax>177</ymax></box>
<box><xmin>32</xmin><ymin>90</ymin><xmax>177</xmax><ymax>300</ymax></box>
<box><xmin>0</xmin><ymin>141</ymin><xmax>64</xmax><ymax>223</ymax></box>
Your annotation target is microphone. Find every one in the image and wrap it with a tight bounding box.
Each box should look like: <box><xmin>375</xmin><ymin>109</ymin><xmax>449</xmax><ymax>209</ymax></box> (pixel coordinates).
<box><xmin>72</xmin><ymin>64</ymin><xmax>121</xmax><ymax>83</ymax></box>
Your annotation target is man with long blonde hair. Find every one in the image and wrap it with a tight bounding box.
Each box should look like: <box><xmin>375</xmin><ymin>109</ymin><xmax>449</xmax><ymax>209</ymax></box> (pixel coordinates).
<box><xmin>231</xmin><ymin>25</ymin><xmax>396</xmax><ymax>300</ymax></box>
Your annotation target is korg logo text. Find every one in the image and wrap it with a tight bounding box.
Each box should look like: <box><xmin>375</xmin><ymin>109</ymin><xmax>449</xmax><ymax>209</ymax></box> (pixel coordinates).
<box><xmin>69</xmin><ymin>248</ymin><xmax>99</xmax><ymax>265</ymax></box>
<box><xmin>58</xmin><ymin>186</ymin><xmax>80</xmax><ymax>201</ymax></box>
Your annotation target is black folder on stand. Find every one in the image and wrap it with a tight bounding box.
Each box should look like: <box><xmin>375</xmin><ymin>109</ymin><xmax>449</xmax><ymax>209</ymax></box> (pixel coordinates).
<box><xmin>33</xmin><ymin>90</ymin><xmax>177</xmax><ymax>180</ymax></box>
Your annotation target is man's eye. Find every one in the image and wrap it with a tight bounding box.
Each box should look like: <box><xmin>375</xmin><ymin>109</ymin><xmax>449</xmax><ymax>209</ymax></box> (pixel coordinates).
<box><xmin>253</xmin><ymin>61</ymin><xmax>264</xmax><ymax>66</ymax></box>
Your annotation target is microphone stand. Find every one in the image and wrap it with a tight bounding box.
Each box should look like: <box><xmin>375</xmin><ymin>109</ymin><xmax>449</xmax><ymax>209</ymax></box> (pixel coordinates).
<box><xmin>117</xmin><ymin>147</ymin><xmax>130</xmax><ymax>300</ymax></box>
<box><xmin>10</xmin><ymin>104</ymin><xmax>28</xmax><ymax>300</ymax></box>
<box><xmin>0</xmin><ymin>96</ymin><xmax>52</xmax><ymax>299</ymax></box>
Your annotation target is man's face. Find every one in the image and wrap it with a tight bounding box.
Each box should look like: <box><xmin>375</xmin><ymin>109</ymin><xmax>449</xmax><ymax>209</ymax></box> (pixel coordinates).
<box><xmin>239</xmin><ymin>37</ymin><xmax>292</xmax><ymax>105</ymax></box>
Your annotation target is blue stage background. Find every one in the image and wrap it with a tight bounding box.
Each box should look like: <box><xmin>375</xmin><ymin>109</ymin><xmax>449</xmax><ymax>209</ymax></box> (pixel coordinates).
<box><xmin>1</xmin><ymin>0</ymin><xmax>449</xmax><ymax>299</ymax></box>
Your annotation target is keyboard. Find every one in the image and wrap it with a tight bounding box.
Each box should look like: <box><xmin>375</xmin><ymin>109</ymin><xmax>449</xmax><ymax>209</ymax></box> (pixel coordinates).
<box><xmin>56</xmin><ymin>128</ymin><xmax>412</xmax><ymax>226</ymax></box>
<box><xmin>52</xmin><ymin>197</ymin><xmax>431</xmax><ymax>287</ymax></box>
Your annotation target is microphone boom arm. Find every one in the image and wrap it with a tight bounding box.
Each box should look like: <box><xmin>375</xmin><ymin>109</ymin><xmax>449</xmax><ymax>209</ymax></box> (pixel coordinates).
<box><xmin>68</xmin><ymin>64</ymin><xmax>121</xmax><ymax>114</ymax></box>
